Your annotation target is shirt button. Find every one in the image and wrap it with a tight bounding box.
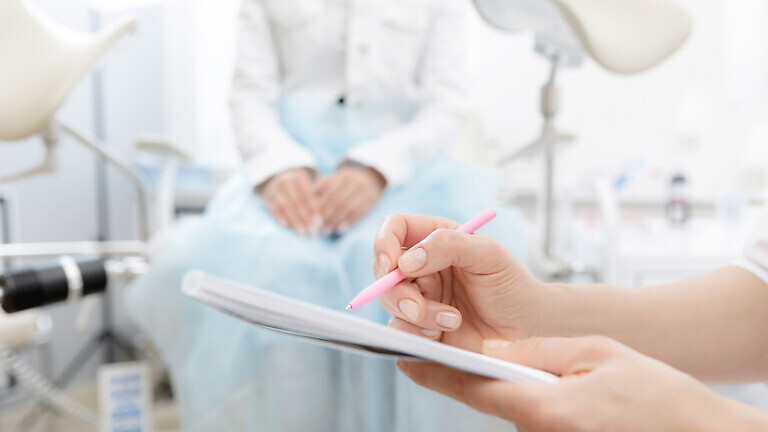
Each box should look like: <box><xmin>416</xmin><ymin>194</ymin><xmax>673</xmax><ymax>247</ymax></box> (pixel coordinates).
<box><xmin>358</xmin><ymin>45</ymin><xmax>369</xmax><ymax>55</ymax></box>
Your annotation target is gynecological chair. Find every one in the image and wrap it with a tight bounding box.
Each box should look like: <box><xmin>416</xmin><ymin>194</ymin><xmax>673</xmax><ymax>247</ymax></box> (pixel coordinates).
<box><xmin>0</xmin><ymin>0</ymin><xmax>182</xmax><ymax>428</ymax></box>
<box><xmin>473</xmin><ymin>0</ymin><xmax>692</xmax><ymax>282</ymax></box>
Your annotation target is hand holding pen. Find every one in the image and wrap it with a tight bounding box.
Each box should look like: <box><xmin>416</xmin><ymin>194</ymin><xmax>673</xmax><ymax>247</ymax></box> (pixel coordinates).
<box><xmin>347</xmin><ymin>208</ymin><xmax>499</xmax><ymax>310</ymax></box>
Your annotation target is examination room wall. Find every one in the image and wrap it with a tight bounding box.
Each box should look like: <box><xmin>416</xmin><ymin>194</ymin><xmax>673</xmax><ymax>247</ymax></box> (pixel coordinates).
<box><xmin>467</xmin><ymin>0</ymin><xmax>768</xmax><ymax>199</ymax></box>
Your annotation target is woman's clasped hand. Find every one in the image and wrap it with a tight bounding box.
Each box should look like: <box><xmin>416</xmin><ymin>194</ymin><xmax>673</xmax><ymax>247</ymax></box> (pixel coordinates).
<box><xmin>262</xmin><ymin>165</ymin><xmax>386</xmax><ymax>236</ymax></box>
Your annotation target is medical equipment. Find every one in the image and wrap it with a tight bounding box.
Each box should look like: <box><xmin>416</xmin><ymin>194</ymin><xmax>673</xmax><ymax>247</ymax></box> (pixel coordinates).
<box><xmin>0</xmin><ymin>0</ymin><xmax>181</xmax><ymax>428</ymax></box>
<box><xmin>473</xmin><ymin>0</ymin><xmax>692</xmax><ymax>280</ymax></box>
<box><xmin>0</xmin><ymin>258</ymin><xmax>107</xmax><ymax>314</ymax></box>
<box><xmin>0</xmin><ymin>1</ymin><xmax>148</xmax><ymax>240</ymax></box>
<box><xmin>667</xmin><ymin>172</ymin><xmax>692</xmax><ymax>226</ymax></box>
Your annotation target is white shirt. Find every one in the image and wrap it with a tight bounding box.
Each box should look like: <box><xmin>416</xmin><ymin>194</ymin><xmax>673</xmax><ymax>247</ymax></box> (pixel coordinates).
<box><xmin>737</xmin><ymin>210</ymin><xmax>768</xmax><ymax>284</ymax></box>
<box><xmin>230</xmin><ymin>0</ymin><xmax>469</xmax><ymax>188</ymax></box>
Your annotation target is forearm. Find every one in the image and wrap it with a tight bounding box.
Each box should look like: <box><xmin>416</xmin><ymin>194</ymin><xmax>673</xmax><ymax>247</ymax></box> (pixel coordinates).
<box><xmin>538</xmin><ymin>266</ymin><xmax>768</xmax><ymax>382</ymax></box>
<box><xmin>231</xmin><ymin>0</ymin><xmax>317</xmax><ymax>189</ymax></box>
<box><xmin>692</xmin><ymin>389</ymin><xmax>768</xmax><ymax>431</ymax></box>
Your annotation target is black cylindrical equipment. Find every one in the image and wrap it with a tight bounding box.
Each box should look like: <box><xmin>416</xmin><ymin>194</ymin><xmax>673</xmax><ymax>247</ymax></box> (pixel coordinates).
<box><xmin>0</xmin><ymin>258</ymin><xmax>107</xmax><ymax>313</ymax></box>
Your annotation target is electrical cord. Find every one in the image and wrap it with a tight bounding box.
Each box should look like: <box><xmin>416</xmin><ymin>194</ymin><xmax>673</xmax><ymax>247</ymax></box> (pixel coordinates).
<box><xmin>0</xmin><ymin>341</ymin><xmax>97</xmax><ymax>428</ymax></box>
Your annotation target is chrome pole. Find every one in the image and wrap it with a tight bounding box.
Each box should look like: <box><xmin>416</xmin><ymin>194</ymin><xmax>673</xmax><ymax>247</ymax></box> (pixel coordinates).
<box><xmin>59</xmin><ymin>123</ymin><xmax>150</xmax><ymax>242</ymax></box>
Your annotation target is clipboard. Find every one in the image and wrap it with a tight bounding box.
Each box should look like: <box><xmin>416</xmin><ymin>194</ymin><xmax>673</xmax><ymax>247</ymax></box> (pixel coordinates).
<box><xmin>182</xmin><ymin>270</ymin><xmax>558</xmax><ymax>383</ymax></box>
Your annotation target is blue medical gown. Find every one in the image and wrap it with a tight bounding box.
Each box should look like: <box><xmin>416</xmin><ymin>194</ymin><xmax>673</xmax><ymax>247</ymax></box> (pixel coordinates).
<box><xmin>127</xmin><ymin>104</ymin><xmax>527</xmax><ymax>431</ymax></box>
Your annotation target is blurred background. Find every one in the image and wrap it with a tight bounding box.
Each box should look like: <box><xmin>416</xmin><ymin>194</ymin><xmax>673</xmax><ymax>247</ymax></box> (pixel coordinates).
<box><xmin>1</xmin><ymin>0</ymin><xmax>766</xmax><ymax>430</ymax></box>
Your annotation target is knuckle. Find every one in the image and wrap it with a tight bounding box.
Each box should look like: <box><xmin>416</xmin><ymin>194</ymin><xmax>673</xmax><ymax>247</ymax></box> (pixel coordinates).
<box><xmin>578</xmin><ymin>336</ymin><xmax>617</xmax><ymax>358</ymax></box>
<box><xmin>430</xmin><ymin>228</ymin><xmax>456</xmax><ymax>249</ymax></box>
<box><xmin>323</xmin><ymin>196</ymin><xmax>338</xmax><ymax>208</ymax></box>
<box><xmin>476</xmin><ymin>235</ymin><xmax>504</xmax><ymax>253</ymax></box>
<box><xmin>378</xmin><ymin>215</ymin><xmax>399</xmax><ymax>233</ymax></box>
<box><xmin>375</xmin><ymin>219</ymin><xmax>392</xmax><ymax>241</ymax></box>
<box><xmin>268</xmin><ymin>201</ymin><xmax>281</xmax><ymax>213</ymax></box>
<box><xmin>337</xmin><ymin>203</ymin><xmax>352</xmax><ymax>216</ymax></box>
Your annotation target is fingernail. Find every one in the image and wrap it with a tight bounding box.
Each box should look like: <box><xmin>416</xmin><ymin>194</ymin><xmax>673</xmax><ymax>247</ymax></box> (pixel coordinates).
<box><xmin>399</xmin><ymin>248</ymin><xmax>427</xmax><ymax>273</ymax></box>
<box><xmin>435</xmin><ymin>312</ymin><xmax>461</xmax><ymax>329</ymax></box>
<box><xmin>337</xmin><ymin>222</ymin><xmax>351</xmax><ymax>234</ymax></box>
<box><xmin>309</xmin><ymin>215</ymin><xmax>323</xmax><ymax>235</ymax></box>
<box><xmin>398</xmin><ymin>299</ymin><xmax>419</xmax><ymax>322</ymax></box>
<box><xmin>321</xmin><ymin>226</ymin><xmax>333</xmax><ymax>237</ymax></box>
<box><xmin>420</xmin><ymin>328</ymin><xmax>441</xmax><ymax>338</ymax></box>
<box><xmin>378</xmin><ymin>253</ymin><xmax>390</xmax><ymax>274</ymax></box>
<box><xmin>311</xmin><ymin>214</ymin><xmax>323</xmax><ymax>227</ymax></box>
<box><xmin>277</xmin><ymin>219</ymin><xmax>288</xmax><ymax>227</ymax></box>
<box><xmin>374</xmin><ymin>265</ymin><xmax>386</xmax><ymax>279</ymax></box>
<box><xmin>483</xmin><ymin>339</ymin><xmax>512</xmax><ymax>349</ymax></box>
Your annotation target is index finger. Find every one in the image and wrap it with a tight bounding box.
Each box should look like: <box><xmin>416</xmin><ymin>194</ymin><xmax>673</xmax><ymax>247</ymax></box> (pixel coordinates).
<box><xmin>295</xmin><ymin>171</ymin><xmax>320</xmax><ymax>215</ymax></box>
<box><xmin>374</xmin><ymin>214</ymin><xmax>459</xmax><ymax>274</ymax></box>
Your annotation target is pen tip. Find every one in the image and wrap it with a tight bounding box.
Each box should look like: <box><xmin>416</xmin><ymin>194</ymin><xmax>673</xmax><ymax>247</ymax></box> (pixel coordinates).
<box><xmin>345</xmin><ymin>304</ymin><xmax>352</xmax><ymax>311</ymax></box>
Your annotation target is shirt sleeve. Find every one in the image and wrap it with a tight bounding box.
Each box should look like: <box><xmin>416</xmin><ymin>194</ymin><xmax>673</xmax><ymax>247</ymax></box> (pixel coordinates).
<box><xmin>734</xmin><ymin>210</ymin><xmax>768</xmax><ymax>285</ymax></box>
<box><xmin>230</xmin><ymin>0</ymin><xmax>316</xmax><ymax>189</ymax></box>
<box><xmin>345</xmin><ymin>0</ymin><xmax>469</xmax><ymax>187</ymax></box>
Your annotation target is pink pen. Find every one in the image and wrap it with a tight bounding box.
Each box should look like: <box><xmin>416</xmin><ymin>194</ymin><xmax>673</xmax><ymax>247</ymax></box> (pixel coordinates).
<box><xmin>346</xmin><ymin>208</ymin><xmax>497</xmax><ymax>310</ymax></box>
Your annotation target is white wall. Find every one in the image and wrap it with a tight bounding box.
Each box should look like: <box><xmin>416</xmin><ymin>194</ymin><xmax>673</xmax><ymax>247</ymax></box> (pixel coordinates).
<box><xmin>467</xmin><ymin>0</ymin><xmax>768</xmax><ymax>200</ymax></box>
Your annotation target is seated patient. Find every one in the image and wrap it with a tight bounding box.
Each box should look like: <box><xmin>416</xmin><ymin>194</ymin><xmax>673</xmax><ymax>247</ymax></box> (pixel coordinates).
<box><xmin>128</xmin><ymin>0</ymin><xmax>526</xmax><ymax>431</ymax></box>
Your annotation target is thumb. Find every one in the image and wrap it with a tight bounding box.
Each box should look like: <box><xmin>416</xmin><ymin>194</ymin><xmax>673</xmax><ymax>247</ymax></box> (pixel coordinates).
<box><xmin>397</xmin><ymin>229</ymin><xmax>511</xmax><ymax>277</ymax></box>
<box><xmin>482</xmin><ymin>336</ymin><xmax>620</xmax><ymax>377</ymax></box>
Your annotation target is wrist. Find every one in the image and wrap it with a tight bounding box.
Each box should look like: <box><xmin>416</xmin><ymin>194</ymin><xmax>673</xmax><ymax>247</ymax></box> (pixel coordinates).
<box><xmin>684</xmin><ymin>387</ymin><xmax>768</xmax><ymax>431</ymax></box>
<box><xmin>338</xmin><ymin>159</ymin><xmax>387</xmax><ymax>189</ymax></box>
<box><xmin>533</xmin><ymin>281</ymin><xmax>643</xmax><ymax>338</ymax></box>
<box><xmin>257</xmin><ymin>167</ymin><xmax>316</xmax><ymax>193</ymax></box>
<box><xmin>528</xmin><ymin>282</ymin><xmax>572</xmax><ymax>337</ymax></box>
